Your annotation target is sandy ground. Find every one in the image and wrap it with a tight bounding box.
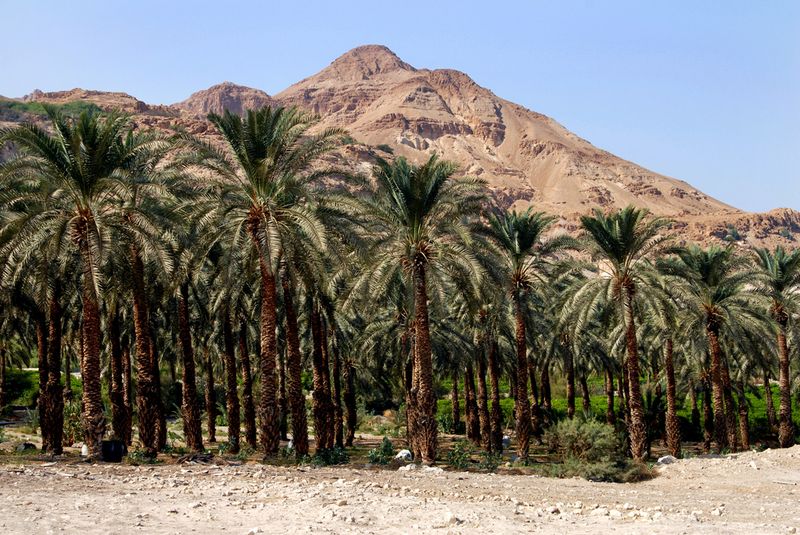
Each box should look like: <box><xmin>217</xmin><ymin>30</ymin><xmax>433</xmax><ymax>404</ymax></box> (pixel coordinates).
<box><xmin>1</xmin><ymin>446</ymin><xmax>799</xmax><ymax>535</ymax></box>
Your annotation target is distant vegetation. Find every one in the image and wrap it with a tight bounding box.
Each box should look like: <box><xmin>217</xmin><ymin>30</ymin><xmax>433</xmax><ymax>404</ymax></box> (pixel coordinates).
<box><xmin>0</xmin><ymin>99</ymin><xmax>101</xmax><ymax>121</ymax></box>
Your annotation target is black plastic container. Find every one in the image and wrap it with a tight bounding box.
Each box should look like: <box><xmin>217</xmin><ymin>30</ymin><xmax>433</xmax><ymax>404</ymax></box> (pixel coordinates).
<box><xmin>100</xmin><ymin>440</ymin><xmax>127</xmax><ymax>462</ymax></box>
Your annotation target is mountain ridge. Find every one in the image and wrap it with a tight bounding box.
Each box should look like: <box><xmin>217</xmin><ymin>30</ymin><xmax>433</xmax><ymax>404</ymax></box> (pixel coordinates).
<box><xmin>2</xmin><ymin>45</ymin><xmax>797</xmax><ymax>246</ymax></box>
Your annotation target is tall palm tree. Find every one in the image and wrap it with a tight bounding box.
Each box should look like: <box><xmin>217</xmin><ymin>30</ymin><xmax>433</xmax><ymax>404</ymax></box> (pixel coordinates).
<box><xmin>180</xmin><ymin>106</ymin><xmax>343</xmax><ymax>454</ymax></box>
<box><xmin>347</xmin><ymin>155</ymin><xmax>485</xmax><ymax>464</ymax></box>
<box><xmin>755</xmin><ymin>246</ymin><xmax>800</xmax><ymax>447</ymax></box>
<box><xmin>569</xmin><ymin>206</ymin><xmax>671</xmax><ymax>461</ymax></box>
<box><xmin>0</xmin><ymin>108</ymin><xmax>159</xmax><ymax>456</ymax></box>
<box><xmin>486</xmin><ymin>208</ymin><xmax>572</xmax><ymax>460</ymax></box>
<box><xmin>660</xmin><ymin>245</ymin><xmax>767</xmax><ymax>452</ymax></box>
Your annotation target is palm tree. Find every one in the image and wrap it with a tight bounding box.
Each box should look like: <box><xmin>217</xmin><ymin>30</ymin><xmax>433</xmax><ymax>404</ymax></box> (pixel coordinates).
<box><xmin>180</xmin><ymin>106</ymin><xmax>343</xmax><ymax>454</ymax></box>
<box><xmin>660</xmin><ymin>245</ymin><xmax>767</xmax><ymax>452</ymax></box>
<box><xmin>755</xmin><ymin>246</ymin><xmax>800</xmax><ymax>447</ymax></box>
<box><xmin>347</xmin><ymin>155</ymin><xmax>485</xmax><ymax>463</ymax></box>
<box><xmin>486</xmin><ymin>208</ymin><xmax>572</xmax><ymax>460</ymax></box>
<box><xmin>568</xmin><ymin>206</ymin><xmax>671</xmax><ymax>461</ymax></box>
<box><xmin>0</xmin><ymin>108</ymin><xmax>159</xmax><ymax>456</ymax></box>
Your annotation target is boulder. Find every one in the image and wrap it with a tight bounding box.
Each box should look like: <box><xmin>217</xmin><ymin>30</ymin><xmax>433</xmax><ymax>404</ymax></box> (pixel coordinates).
<box><xmin>394</xmin><ymin>449</ymin><xmax>412</xmax><ymax>462</ymax></box>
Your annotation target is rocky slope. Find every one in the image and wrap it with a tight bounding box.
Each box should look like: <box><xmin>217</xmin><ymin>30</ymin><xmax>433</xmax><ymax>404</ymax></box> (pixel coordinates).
<box><xmin>176</xmin><ymin>81</ymin><xmax>274</xmax><ymax>117</ymax></box>
<box><xmin>2</xmin><ymin>45</ymin><xmax>798</xmax><ymax>246</ymax></box>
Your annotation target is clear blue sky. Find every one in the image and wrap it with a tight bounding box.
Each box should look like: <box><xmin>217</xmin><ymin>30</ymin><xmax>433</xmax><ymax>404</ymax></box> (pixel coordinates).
<box><xmin>2</xmin><ymin>1</ymin><xmax>798</xmax><ymax>212</ymax></box>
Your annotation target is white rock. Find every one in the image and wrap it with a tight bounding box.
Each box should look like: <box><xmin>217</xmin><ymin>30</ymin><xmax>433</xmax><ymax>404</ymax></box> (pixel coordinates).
<box><xmin>81</xmin><ymin>445</ymin><xmax>89</xmax><ymax>457</ymax></box>
<box><xmin>246</xmin><ymin>528</ymin><xmax>263</xmax><ymax>535</ymax></box>
<box><xmin>397</xmin><ymin>464</ymin><xmax>417</xmax><ymax>472</ymax></box>
<box><xmin>656</xmin><ymin>455</ymin><xmax>678</xmax><ymax>465</ymax></box>
<box><xmin>589</xmin><ymin>507</ymin><xmax>609</xmax><ymax>517</ymax></box>
<box><xmin>443</xmin><ymin>512</ymin><xmax>461</xmax><ymax>525</ymax></box>
<box><xmin>394</xmin><ymin>449</ymin><xmax>412</xmax><ymax>462</ymax></box>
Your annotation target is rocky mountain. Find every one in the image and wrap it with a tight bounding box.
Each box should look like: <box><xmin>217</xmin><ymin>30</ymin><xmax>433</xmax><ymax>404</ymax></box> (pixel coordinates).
<box><xmin>275</xmin><ymin>45</ymin><xmax>734</xmax><ymax>219</ymax></box>
<box><xmin>2</xmin><ymin>45</ymin><xmax>798</xmax><ymax>246</ymax></box>
<box><xmin>176</xmin><ymin>82</ymin><xmax>274</xmax><ymax>117</ymax></box>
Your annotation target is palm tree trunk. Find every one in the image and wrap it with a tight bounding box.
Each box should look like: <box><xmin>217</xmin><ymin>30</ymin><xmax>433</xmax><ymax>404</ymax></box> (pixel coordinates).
<box><xmin>77</xmin><ymin>232</ymin><xmax>106</xmax><ymax>457</ymax></box>
<box><xmin>256</xmin><ymin>256</ymin><xmax>280</xmax><ymax>454</ymax></box>
<box><xmin>36</xmin><ymin>314</ymin><xmax>49</xmax><ymax>452</ymax></box>
<box><xmin>343</xmin><ymin>361</ymin><xmax>357</xmax><ymax>447</ymax></box>
<box><xmin>0</xmin><ymin>346</ymin><xmax>6</xmax><ymax>409</ymax></box>
<box><xmin>706</xmin><ymin>323</ymin><xmax>728</xmax><ymax>452</ymax></box>
<box><xmin>565</xmin><ymin>346</ymin><xmax>575</xmax><ymax>419</ymax></box>
<box><xmin>622</xmin><ymin>286</ymin><xmax>647</xmax><ymax>461</ymax></box>
<box><xmin>130</xmin><ymin>246</ymin><xmax>159</xmax><ymax>455</ymax></box>
<box><xmin>178</xmin><ymin>284</ymin><xmax>203</xmax><ymax>452</ymax></box>
<box><xmin>319</xmin><ymin>323</ymin><xmax>335</xmax><ymax>450</ymax></box>
<box><xmin>109</xmin><ymin>308</ymin><xmax>126</xmax><ymax>445</ymax></box>
<box><xmin>512</xmin><ymin>293</ymin><xmax>532</xmax><ymax>460</ymax></box>
<box><xmin>664</xmin><ymin>338</ymin><xmax>681</xmax><ymax>457</ymax></box>
<box><xmin>63</xmin><ymin>346</ymin><xmax>72</xmax><ymax>401</ymax></box>
<box><xmin>278</xmin><ymin>347</ymin><xmax>288</xmax><ymax>441</ymax></box>
<box><xmin>121</xmin><ymin>336</ymin><xmax>132</xmax><ymax>445</ymax></box>
<box><xmin>737</xmin><ymin>379</ymin><xmax>750</xmax><ymax>450</ymax></box>
<box><xmin>580</xmin><ymin>375</ymin><xmax>591</xmax><ymax>414</ymax></box>
<box><xmin>331</xmin><ymin>333</ymin><xmax>344</xmax><ymax>448</ymax></box>
<box><xmin>721</xmin><ymin>360</ymin><xmax>739</xmax><ymax>451</ymax></box>
<box><xmin>777</xmin><ymin>318</ymin><xmax>795</xmax><ymax>447</ymax></box>
<box><xmin>204</xmin><ymin>348</ymin><xmax>217</xmax><ymax>443</ymax></box>
<box><xmin>412</xmin><ymin>263</ymin><xmax>437</xmax><ymax>464</ymax></box>
<box><xmin>238</xmin><ymin>322</ymin><xmax>257</xmax><ymax>449</ymax></box>
<box><xmin>222</xmin><ymin>311</ymin><xmax>240</xmax><ymax>454</ymax></box>
<box><xmin>310</xmin><ymin>303</ymin><xmax>330</xmax><ymax>453</ymax></box>
<box><xmin>689</xmin><ymin>380</ymin><xmax>701</xmax><ymax>432</ymax></box>
<box><xmin>764</xmin><ymin>371</ymin><xmax>776</xmax><ymax>431</ymax></box>
<box><xmin>541</xmin><ymin>365</ymin><xmax>552</xmax><ymax>412</ymax></box>
<box><xmin>280</xmin><ymin>275</ymin><xmax>308</xmax><ymax>456</ymax></box>
<box><xmin>46</xmin><ymin>282</ymin><xmax>64</xmax><ymax>455</ymax></box>
<box><xmin>487</xmin><ymin>339</ymin><xmax>503</xmax><ymax>452</ymax></box>
<box><xmin>476</xmin><ymin>353</ymin><xmax>491</xmax><ymax>451</ymax></box>
<box><xmin>605</xmin><ymin>369</ymin><xmax>616</xmax><ymax>426</ymax></box>
<box><xmin>528</xmin><ymin>357</ymin><xmax>542</xmax><ymax>435</ymax></box>
<box><xmin>618</xmin><ymin>371</ymin><xmax>628</xmax><ymax>427</ymax></box>
<box><xmin>464</xmin><ymin>362</ymin><xmax>480</xmax><ymax>445</ymax></box>
<box><xmin>149</xmin><ymin>328</ymin><xmax>167</xmax><ymax>452</ymax></box>
<box><xmin>404</xmin><ymin>355</ymin><xmax>419</xmax><ymax>458</ymax></box>
<box><xmin>450</xmin><ymin>371</ymin><xmax>460</xmax><ymax>434</ymax></box>
<box><xmin>702</xmin><ymin>375</ymin><xmax>714</xmax><ymax>454</ymax></box>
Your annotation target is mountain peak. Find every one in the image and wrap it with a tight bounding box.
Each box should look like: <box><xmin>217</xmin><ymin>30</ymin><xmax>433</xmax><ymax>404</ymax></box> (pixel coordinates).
<box><xmin>321</xmin><ymin>44</ymin><xmax>415</xmax><ymax>81</ymax></box>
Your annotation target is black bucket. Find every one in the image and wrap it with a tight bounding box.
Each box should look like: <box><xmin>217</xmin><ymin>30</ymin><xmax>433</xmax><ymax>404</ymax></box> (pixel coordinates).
<box><xmin>101</xmin><ymin>440</ymin><xmax>127</xmax><ymax>462</ymax></box>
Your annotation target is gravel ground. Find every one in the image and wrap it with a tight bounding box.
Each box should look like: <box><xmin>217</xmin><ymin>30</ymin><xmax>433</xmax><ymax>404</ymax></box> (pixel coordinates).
<box><xmin>1</xmin><ymin>446</ymin><xmax>799</xmax><ymax>534</ymax></box>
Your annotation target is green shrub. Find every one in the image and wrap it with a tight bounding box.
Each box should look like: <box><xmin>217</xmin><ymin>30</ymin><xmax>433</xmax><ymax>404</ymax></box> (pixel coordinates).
<box><xmin>724</xmin><ymin>224</ymin><xmax>741</xmax><ymax>242</ymax></box>
<box><xmin>543</xmin><ymin>417</ymin><xmax>619</xmax><ymax>463</ymax></box>
<box><xmin>62</xmin><ymin>400</ymin><xmax>83</xmax><ymax>445</ymax></box>
<box><xmin>24</xmin><ymin>407</ymin><xmax>39</xmax><ymax>434</ymax></box>
<box><xmin>0</xmin><ymin>426</ymin><xmax>6</xmax><ymax>443</ymax></box>
<box><xmin>367</xmin><ymin>436</ymin><xmax>395</xmax><ymax>465</ymax></box>
<box><xmin>311</xmin><ymin>446</ymin><xmax>349</xmax><ymax>466</ymax></box>
<box><xmin>479</xmin><ymin>450</ymin><xmax>503</xmax><ymax>472</ymax></box>
<box><xmin>127</xmin><ymin>449</ymin><xmax>159</xmax><ymax>465</ymax></box>
<box><xmin>446</xmin><ymin>440</ymin><xmax>472</xmax><ymax>470</ymax></box>
<box><xmin>376</xmin><ymin>143</ymin><xmax>394</xmax><ymax>154</ymax></box>
<box><xmin>541</xmin><ymin>418</ymin><xmax>653</xmax><ymax>482</ymax></box>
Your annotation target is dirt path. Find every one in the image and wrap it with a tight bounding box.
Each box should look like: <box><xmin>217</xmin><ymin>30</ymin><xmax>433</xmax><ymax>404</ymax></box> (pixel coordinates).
<box><xmin>1</xmin><ymin>446</ymin><xmax>799</xmax><ymax>534</ymax></box>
